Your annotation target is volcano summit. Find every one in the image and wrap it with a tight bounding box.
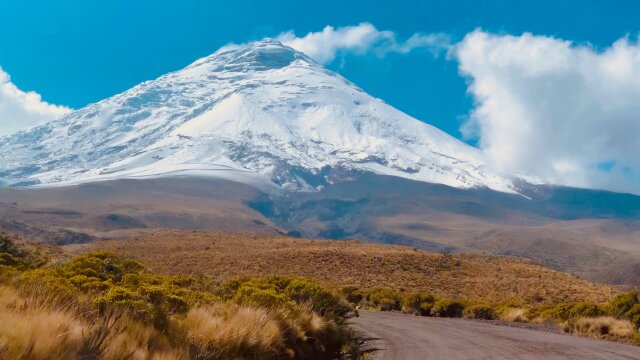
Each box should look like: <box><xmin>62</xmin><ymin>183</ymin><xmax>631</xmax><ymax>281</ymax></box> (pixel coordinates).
<box><xmin>0</xmin><ymin>40</ymin><xmax>515</xmax><ymax>192</ymax></box>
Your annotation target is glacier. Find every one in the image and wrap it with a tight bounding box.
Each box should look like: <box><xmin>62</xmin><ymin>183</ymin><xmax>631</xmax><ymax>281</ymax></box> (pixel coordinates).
<box><xmin>0</xmin><ymin>39</ymin><xmax>516</xmax><ymax>193</ymax></box>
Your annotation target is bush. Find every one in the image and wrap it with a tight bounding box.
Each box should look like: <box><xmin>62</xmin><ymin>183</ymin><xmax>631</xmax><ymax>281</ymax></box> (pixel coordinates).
<box><xmin>377</xmin><ymin>297</ymin><xmax>400</xmax><ymax>311</ymax></box>
<box><xmin>0</xmin><ymin>252</ymin><xmax>29</xmax><ymax>269</ymax></box>
<box><xmin>570</xmin><ymin>303</ymin><xmax>605</xmax><ymax>319</ymax></box>
<box><xmin>402</xmin><ymin>293</ymin><xmax>435</xmax><ymax>315</ymax></box>
<box><xmin>341</xmin><ymin>286</ymin><xmax>363</xmax><ymax>304</ymax></box>
<box><xmin>534</xmin><ymin>302</ymin><xmax>605</xmax><ymax>322</ymax></box>
<box><xmin>609</xmin><ymin>291</ymin><xmax>640</xmax><ymax>321</ymax></box>
<box><xmin>0</xmin><ymin>233</ymin><xmax>27</xmax><ymax>258</ymax></box>
<box><xmin>60</xmin><ymin>251</ymin><xmax>144</xmax><ymax>284</ymax></box>
<box><xmin>362</xmin><ymin>287</ymin><xmax>402</xmax><ymax>311</ymax></box>
<box><xmin>431</xmin><ymin>299</ymin><xmax>464</xmax><ymax>318</ymax></box>
<box><xmin>233</xmin><ymin>284</ymin><xmax>289</xmax><ymax>309</ymax></box>
<box><xmin>625</xmin><ymin>304</ymin><xmax>640</xmax><ymax>329</ymax></box>
<box><xmin>284</xmin><ymin>279</ymin><xmax>352</xmax><ymax>319</ymax></box>
<box><xmin>94</xmin><ymin>285</ymin><xmax>148</xmax><ymax>315</ymax></box>
<box><xmin>0</xmin><ymin>233</ymin><xmax>43</xmax><ymax>270</ymax></box>
<box><xmin>463</xmin><ymin>304</ymin><xmax>495</xmax><ymax>320</ymax></box>
<box><xmin>223</xmin><ymin>277</ymin><xmax>353</xmax><ymax>322</ymax></box>
<box><xmin>16</xmin><ymin>252</ymin><xmax>222</xmax><ymax>331</ymax></box>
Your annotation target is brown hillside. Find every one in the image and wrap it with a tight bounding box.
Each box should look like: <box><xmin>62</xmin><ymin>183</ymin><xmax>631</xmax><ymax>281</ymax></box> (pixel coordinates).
<box><xmin>65</xmin><ymin>230</ymin><xmax>619</xmax><ymax>305</ymax></box>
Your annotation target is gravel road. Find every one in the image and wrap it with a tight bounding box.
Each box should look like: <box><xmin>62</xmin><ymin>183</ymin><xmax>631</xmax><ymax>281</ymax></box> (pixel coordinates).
<box><xmin>351</xmin><ymin>310</ymin><xmax>640</xmax><ymax>360</ymax></box>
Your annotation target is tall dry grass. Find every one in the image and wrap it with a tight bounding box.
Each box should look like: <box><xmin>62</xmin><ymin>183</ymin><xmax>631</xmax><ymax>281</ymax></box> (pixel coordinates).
<box><xmin>0</xmin><ymin>287</ymin><xmax>84</xmax><ymax>359</ymax></box>
<box><xmin>564</xmin><ymin>316</ymin><xmax>636</xmax><ymax>340</ymax></box>
<box><xmin>0</xmin><ymin>286</ymin><xmax>351</xmax><ymax>360</ymax></box>
<box><xmin>498</xmin><ymin>308</ymin><xmax>528</xmax><ymax>323</ymax></box>
<box><xmin>184</xmin><ymin>304</ymin><xmax>283</xmax><ymax>358</ymax></box>
<box><xmin>0</xmin><ymin>286</ymin><xmax>185</xmax><ymax>360</ymax></box>
<box><xmin>182</xmin><ymin>303</ymin><xmax>341</xmax><ymax>360</ymax></box>
<box><xmin>0</xmin><ymin>287</ymin><xmax>82</xmax><ymax>359</ymax></box>
<box><xmin>0</xmin><ymin>235</ymin><xmax>361</xmax><ymax>359</ymax></box>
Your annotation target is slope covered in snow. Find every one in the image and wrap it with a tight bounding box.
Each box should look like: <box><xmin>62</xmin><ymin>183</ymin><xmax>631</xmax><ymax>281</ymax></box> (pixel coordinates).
<box><xmin>0</xmin><ymin>39</ymin><xmax>516</xmax><ymax>193</ymax></box>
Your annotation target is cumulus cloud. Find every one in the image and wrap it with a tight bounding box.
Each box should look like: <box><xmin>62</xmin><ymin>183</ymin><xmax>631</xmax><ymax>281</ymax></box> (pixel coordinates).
<box><xmin>454</xmin><ymin>30</ymin><xmax>640</xmax><ymax>194</ymax></box>
<box><xmin>277</xmin><ymin>23</ymin><xmax>450</xmax><ymax>64</ymax></box>
<box><xmin>0</xmin><ymin>68</ymin><xmax>71</xmax><ymax>137</ymax></box>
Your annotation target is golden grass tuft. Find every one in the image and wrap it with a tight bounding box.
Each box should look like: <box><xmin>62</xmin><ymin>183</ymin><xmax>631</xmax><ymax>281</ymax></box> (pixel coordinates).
<box><xmin>184</xmin><ymin>304</ymin><xmax>283</xmax><ymax>357</ymax></box>
<box><xmin>182</xmin><ymin>303</ymin><xmax>337</xmax><ymax>359</ymax></box>
<box><xmin>0</xmin><ymin>285</ymin><xmax>347</xmax><ymax>360</ymax></box>
<box><xmin>564</xmin><ymin>316</ymin><xmax>636</xmax><ymax>340</ymax></box>
<box><xmin>99</xmin><ymin>319</ymin><xmax>177</xmax><ymax>360</ymax></box>
<box><xmin>0</xmin><ymin>287</ymin><xmax>85</xmax><ymax>360</ymax></box>
<box><xmin>499</xmin><ymin>308</ymin><xmax>529</xmax><ymax>323</ymax></box>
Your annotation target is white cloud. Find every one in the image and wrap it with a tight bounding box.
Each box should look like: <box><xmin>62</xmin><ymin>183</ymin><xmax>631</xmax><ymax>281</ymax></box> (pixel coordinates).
<box><xmin>0</xmin><ymin>68</ymin><xmax>71</xmax><ymax>137</ymax></box>
<box><xmin>277</xmin><ymin>23</ymin><xmax>450</xmax><ymax>64</ymax></box>
<box><xmin>454</xmin><ymin>30</ymin><xmax>640</xmax><ymax>194</ymax></box>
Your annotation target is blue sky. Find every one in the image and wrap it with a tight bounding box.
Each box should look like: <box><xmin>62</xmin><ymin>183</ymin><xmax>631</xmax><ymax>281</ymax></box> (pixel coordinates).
<box><xmin>1</xmin><ymin>0</ymin><xmax>640</xmax><ymax>193</ymax></box>
<box><xmin>0</xmin><ymin>0</ymin><xmax>637</xmax><ymax>138</ymax></box>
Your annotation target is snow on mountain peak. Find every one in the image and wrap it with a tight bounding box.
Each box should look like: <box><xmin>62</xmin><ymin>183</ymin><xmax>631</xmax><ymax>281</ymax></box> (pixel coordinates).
<box><xmin>189</xmin><ymin>39</ymin><xmax>315</xmax><ymax>73</ymax></box>
<box><xmin>0</xmin><ymin>40</ymin><xmax>517</xmax><ymax>193</ymax></box>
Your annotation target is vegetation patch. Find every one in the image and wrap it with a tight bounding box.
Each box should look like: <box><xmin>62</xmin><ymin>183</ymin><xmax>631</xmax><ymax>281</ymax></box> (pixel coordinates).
<box><xmin>563</xmin><ymin>317</ymin><xmax>638</xmax><ymax>342</ymax></box>
<box><xmin>71</xmin><ymin>230</ymin><xmax>618</xmax><ymax>306</ymax></box>
<box><xmin>463</xmin><ymin>304</ymin><xmax>496</xmax><ymax>320</ymax></box>
<box><xmin>5</xmin><ymin>231</ymin><xmax>639</xmax><ymax>352</ymax></box>
<box><xmin>0</xmin><ymin>234</ymin><xmax>363</xmax><ymax>360</ymax></box>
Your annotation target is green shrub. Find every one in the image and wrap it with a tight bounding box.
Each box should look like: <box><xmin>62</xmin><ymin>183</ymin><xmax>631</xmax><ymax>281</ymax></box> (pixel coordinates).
<box><xmin>0</xmin><ymin>252</ymin><xmax>29</xmax><ymax>269</ymax></box>
<box><xmin>284</xmin><ymin>279</ymin><xmax>351</xmax><ymax>319</ymax></box>
<box><xmin>61</xmin><ymin>251</ymin><xmax>143</xmax><ymax>283</ymax></box>
<box><xmin>431</xmin><ymin>299</ymin><xmax>464</xmax><ymax>318</ymax></box>
<box><xmin>529</xmin><ymin>302</ymin><xmax>604</xmax><ymax>322</ymax></box>
<box><xmin>569</xmin><ymin>303</ymin><xmax>605</xmax><ymax>319</ymax></box>
<box><xmin>220</xmin><ymin>277</ymin><xmax>290</xmax><ymax>298</ymax></box>
<box><xmin>139</xmin><ymin>285</ymin><xmax>189</xmax><ymax>313</ymax></box>
<box><xmin>18</xmin><ymin>269</ymin><xmax>76</xmax><ymax>299</ymax></box>
<box><xmin>0</xmin><ymin>233</ymin><xmax>27</xmax><ymax>258</ymax></box>
<box><xmin>341</xmin><ymin>286</ymin><xmax>363</xmax><ymax>304</ymax></box>
<box><xmin>402</xmin><ymin>293</ymin><xmax>436</xmax><ymax>315</ymax></box>
<box><xmin>536</xmin><ymin>303</ymin><xmax>572</xmax><ymax>322</ymax></box>
<box><xmin>135</xmin><ymin>284</ymin><xmax>189</xmax><ymax>329</ymax></box>
<box><xmin>80</xmin><ymin>280</ymin><xmax>111</xmax><ymax>292</ymax></box>
<box><xmin>233</xmin><ymin>284</ymin><xmax>288</xmax><ymax>308</ymax></box>
<box><xmin>609</xmin><ymin>291</ymin><xmax>640</xmax><ymax>318</ymax></box>
<box><xmin>17</xmin><ymin>252</ymin><xmax>223</xmax><ymax>330</ymax></box>
<box><xmin>463</xmin><ymin>304</ymin><xmax>496</xmax><ymax>320</ymax></box>
<box><xmin>624</xmin><ymin>303</ymin><xmax>640</xmax><ymax>329</ymax></box>
<box><xmin>94</xmin><ymin>285</ymin><xmax>149</xmax><ymax>319</ymax></box>
<box><xmin>122</xmin><ymin>273</ymin><xmax>142</xmax><ymax>288</ymax></box>
<box><xmin>0</xmin><ymin>233</ymin><xmax>44</xmax><ymax>270</ymax></box>
<box><xmin>362</xmin><ymin>287</ymin><xmax>402</xmax><ymax>311</ymax></box>
<box><xmin>220</xmin><ymin>276</ymin><xmax>355</xmax><ymax>323</ymax></box>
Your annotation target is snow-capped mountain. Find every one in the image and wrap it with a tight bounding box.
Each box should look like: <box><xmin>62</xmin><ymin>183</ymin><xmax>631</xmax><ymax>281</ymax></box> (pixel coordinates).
<box><xmin>0</xmin><ymin>39</ymin><xmax>516</xmax><ymax>192</ymax></box>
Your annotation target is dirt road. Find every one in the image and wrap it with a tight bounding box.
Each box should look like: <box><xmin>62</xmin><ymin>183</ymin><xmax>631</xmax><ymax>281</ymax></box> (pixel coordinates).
<box><xmin>351</xmin><ymin>310</ymin><xmax>640</xmax><ymax>359</ymax></box>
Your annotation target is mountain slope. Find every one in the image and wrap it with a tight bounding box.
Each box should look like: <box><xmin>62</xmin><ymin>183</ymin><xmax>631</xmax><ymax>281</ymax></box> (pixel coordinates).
<box><xmin>67</xmin><ymin>229</ymin><xmax>618</xmax><ymax>305</ymax></box>
<box><xmin>2</xmin><ymin>175</ymin><xmax>640</xmax><ymax>284</ymax></box>
<box><xmin>0</xmin><ymin>39</ymin><xmax>514</xmax><ymax>192</ymax></box>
